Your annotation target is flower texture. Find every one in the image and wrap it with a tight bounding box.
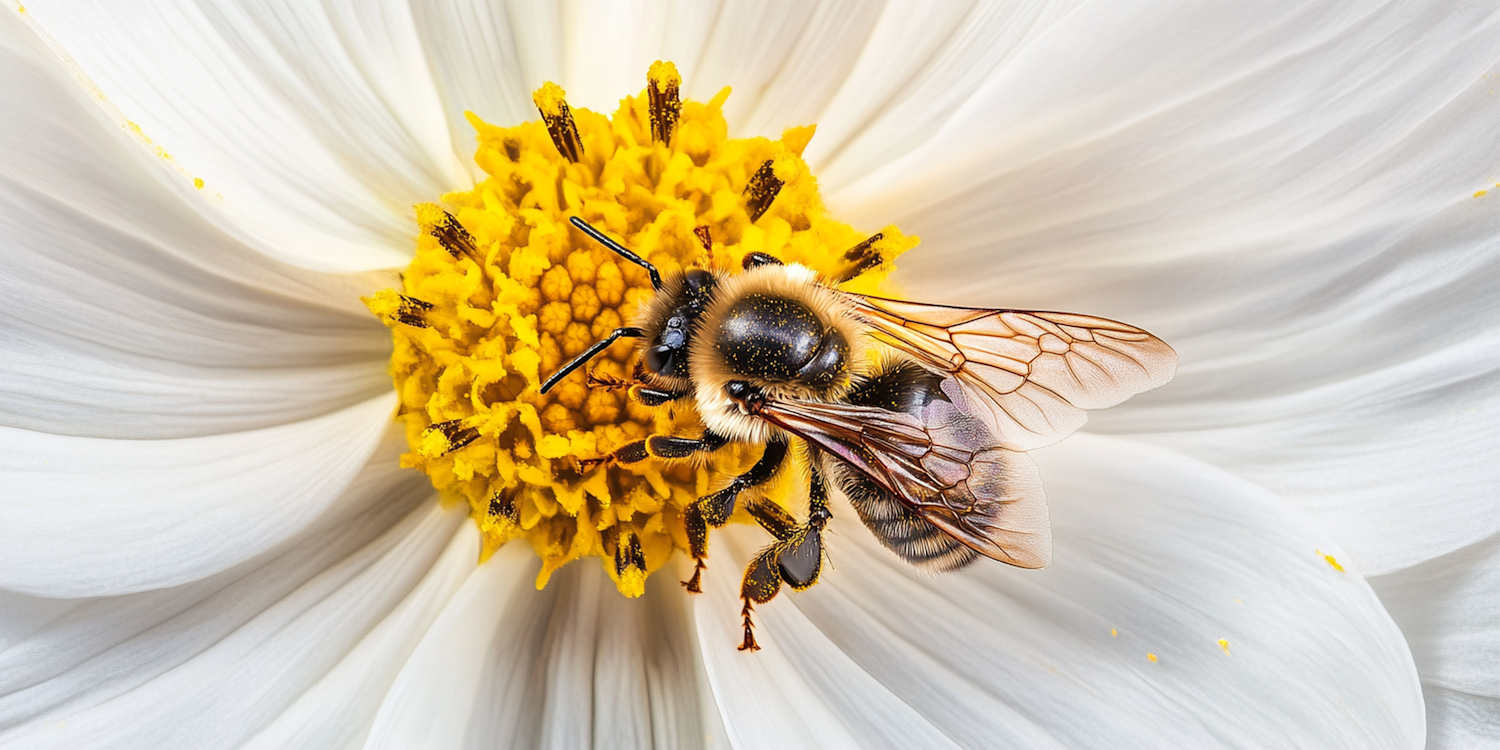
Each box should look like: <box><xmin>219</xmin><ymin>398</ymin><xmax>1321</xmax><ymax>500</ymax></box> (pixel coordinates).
<box><xmin>3</xmin><ymin>3</ymin><xmax>1499</xmax><ymax>749</ymax></box>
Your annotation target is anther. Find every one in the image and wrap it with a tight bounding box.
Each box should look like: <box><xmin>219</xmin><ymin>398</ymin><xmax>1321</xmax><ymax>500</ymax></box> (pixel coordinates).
<box><xmin>614</xmin><ymin>531</ymin><xmax>647</xmax><ymax>576</ymax></box>
<box><xmin>647</xmin><ymin>61</ymin><xmax>682</xmax><ymax>144</ymax></box>
<box><xmin>533</xmin><ymin>82</ymin><xmax>584</xmax><ymax>163</ymax></box>
<box><xmin>364</xmin><ymin>289</ymin><xmax>434</xmax><ymax>328</ymax></box>
<box><xmin>743</xmin><ymin>159</ymin><xmax>784</xmax><ymax>222</ymax></box>
<box><xmin>422</xmin><ymin>206</ymin><xmax>481</xmax><ymax>263</ymax></box>
<box><xmin>830</xmin><ymin>232</ymin><xmax>886</xmax><ymax>283</ymax></box>
<box><xmin>693</xmin><ymin>224</ymin><xmax>714</xmax><ymax>267</ymax></box>
<box><xmin>419</xmin><ymin>418</ymin><xmax>480</xmax><ymax>457</ymax></box>
<box><xmin>487</xmin><ymin>491</ymin><xmax>519</xmax><ymax>524</ymax></box>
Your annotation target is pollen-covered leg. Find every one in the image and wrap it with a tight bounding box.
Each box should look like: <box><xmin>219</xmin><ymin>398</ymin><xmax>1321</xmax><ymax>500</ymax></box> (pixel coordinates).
<box><xmin>578</xmin><ymin>431</ymin><xmax>730</xmax><ymax>472</ymax></box>
<box><xmin>585</xmin><ymin>371</ymin><xmax>691</xmax><ymax>406</ymax></box>
<box><xmin>738</xmin><ymin>545</ymin><xmax>784</xmax><ymax>652</ymax></box>
<box><xmin>698</xmin><ymin>436</ymin><xmax>788</xmax><ymax>526</ymax></box>
<box><xmin>681</xmin><ymin>503</ymin><xmax>709</xmax><ymax>593</ymax></box>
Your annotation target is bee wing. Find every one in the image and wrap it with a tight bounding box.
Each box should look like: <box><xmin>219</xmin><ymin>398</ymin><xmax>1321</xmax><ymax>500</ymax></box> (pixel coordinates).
<box><xmin>848</xmin><ymin>294</ymin><xmax>1178</xmax><ymax>451</ymax></box>
<box><xmin>755</xmin><ymin>390</ymin><xmax>1051</xmax><ymax>569</ymax></box>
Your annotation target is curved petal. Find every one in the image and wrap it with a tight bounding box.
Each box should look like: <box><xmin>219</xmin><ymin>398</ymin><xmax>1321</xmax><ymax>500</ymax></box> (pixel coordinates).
<box><xmin>828</xmin><ymin>2</ymin><xmax>1500</xmax><ymax>573</ymax></box>
<box><xmin>364</xmin><ymin>549</ymin><xmax>720</xmax><ymax>750</ymax></box>
<box><xmin>20</xmin><ymin>0</ymin><xmax>469</xmax><ymax>271</ymax></box>
<box><xmin>1371</xmin><ymin>532</ymin><xmax>1500</xmax><ymax>749</ymax></box>
<box><xmin>0</xmin><ymin>394</ymin><xmax>399</xmax><ymax>598</ymax></box>
<box><xmin>0</xmin><ymin>501</ymin><xmax>468</xmax><ymax>749</ymax></box>
<box><xmin>698</xmin><ymin>435</ymin><xmax>1423</xmax><ymax>749</ymax></box>
<box><xmin>0</xmin><ymin>11</ymin><xmax>391</xmax><ymax>439</ymax></box>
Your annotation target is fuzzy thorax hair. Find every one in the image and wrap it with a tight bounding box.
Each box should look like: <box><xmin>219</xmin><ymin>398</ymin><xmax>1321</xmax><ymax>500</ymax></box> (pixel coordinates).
<box><xmin>690</xmin><ymin>263</ymin><xmax>869</xmax><ymax>442</ymax></box>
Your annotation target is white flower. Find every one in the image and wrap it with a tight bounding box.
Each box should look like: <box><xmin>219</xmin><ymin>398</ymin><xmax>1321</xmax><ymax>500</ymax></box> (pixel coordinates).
<box><xmin>2</xmin><ymin>2</ymin><xmax>1496</xmax><ymax>748</ymax></box>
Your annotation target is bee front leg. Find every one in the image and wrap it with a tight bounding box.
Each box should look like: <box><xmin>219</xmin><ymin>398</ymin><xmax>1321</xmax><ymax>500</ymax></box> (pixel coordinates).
<box><xmin>577</xmin><ymin>431</ymin><xmax>731</xmax><ymax>472</ymax></box>
<box><xmin>585</xmin><ymin>371</ymin><xmax>692</xmax><ymax>406</ymax></box>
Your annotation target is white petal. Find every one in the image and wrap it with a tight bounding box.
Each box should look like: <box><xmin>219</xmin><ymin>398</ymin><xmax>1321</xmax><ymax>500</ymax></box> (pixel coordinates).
<box><xmin>21</xmin><ymin>0</ymin><xmax>469</xmax><ymax>271</ymax></box>
<box><xmin>699</xmin><ymin>435</ymin><xmax>1423</xmax><ymax>749</ymax></box>
<box><xmin>0</xmin><ymin>394</ymin><xmax>398</xmax><ymax>597</ymax></box>
<box><xmin>415</xmin><ymin>0</ymin><xmax>882</xmax><ymax>139</ymax></box>
<box><xmin>1091</xmin><ymin>192</ymin><xmax>1500</xmax><ymax>574</ymax></box>
<box><xmin>0</xmin><ymin>11</ymin><xmax>392</xmax><ymax>439</ymax></box>
<box><xmin>365</xmin><ymin>548</ymin><xmax>720</xmax><ymax>750</ymax></box>
<box><xmin>828</xmin><ymin>3</ymin><xmax>1500</xmax><ymax>573</ymax></box>
<box><xmin>809</xmin><ymin>0</ymin><xmax>1086</xmax><ymax>185</ymax></box>
<box><xmin>1371</xmin><ymin>533</ymin><xmax>1500</xmax><ymax>749</ymax></box>
<box><xmin>0</xmin><ymin>501</ymin><xmax>467</xmax><ymax>749</ymax></box>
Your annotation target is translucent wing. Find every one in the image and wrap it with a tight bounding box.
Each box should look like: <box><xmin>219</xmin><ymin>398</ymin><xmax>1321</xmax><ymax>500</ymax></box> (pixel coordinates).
<box><xmin>754</xmin><ymin>382</ymin><xmax>1051</xmax><ymax>569</ymax></box>
<box><xmin>849</xmin><ymin>294</ymin><xmax>1178</xmax><ymax>451</ymax></box>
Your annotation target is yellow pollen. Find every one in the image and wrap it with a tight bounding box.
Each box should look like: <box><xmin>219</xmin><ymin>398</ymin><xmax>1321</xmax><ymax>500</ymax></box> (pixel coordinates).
<box><xmin>1147</xmin><ymin>652</ymin><xmax>1158</xmax><ymax>663</ymax></box>
<box><xmin>1218</xmin><ymin>639</ymin><xmax>1231</xmax><ymax>655</ymax></box>
<box><xmin>1110</xmin><ymin>628</ymin><xmax>1118</xmax><ymax>637</ymax></box>
<box><xmin>1316</xmin><ymin>549</ymin><xmax>1345</xmax><ymax>572</ymax></box>
<box><xmin>368</xmin><ymin>63</ymin><xmax>916</xmax><ymax>596</ymax></box>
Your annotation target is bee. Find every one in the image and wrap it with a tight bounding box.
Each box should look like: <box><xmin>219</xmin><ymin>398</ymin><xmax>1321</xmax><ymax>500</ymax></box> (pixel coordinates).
<box><xmin>542</xmin><ymin>217</ymin><xmax>1177</xmax><ymax>650</ymax></box>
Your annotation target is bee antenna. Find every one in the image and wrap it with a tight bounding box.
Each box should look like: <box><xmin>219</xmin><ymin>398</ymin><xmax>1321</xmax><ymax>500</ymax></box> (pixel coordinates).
<box><xmin>569</xmin><ymin>217</ymin><xmax>664</xmax><ymax>290</ymax></box>
<box><xmin>539</xmin><ymin>327</ymin><xmax>645</xmax><ymax>394</ymax></box>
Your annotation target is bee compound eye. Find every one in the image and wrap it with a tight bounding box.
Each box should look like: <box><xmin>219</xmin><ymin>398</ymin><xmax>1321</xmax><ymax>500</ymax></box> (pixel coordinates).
<box><xmin>660</xmin><ymin>328</ymin><xmax>685</xmax><ymax>347</ymax></box>
<box><xmin>725</xmin><ymin>380</ymin><xmax>752</xmax><ymax>399</ymax></box>
<box><xmin>644</xmin><ymin>344</ymin><xmax>679</xmax><ymax>375</ymax></box>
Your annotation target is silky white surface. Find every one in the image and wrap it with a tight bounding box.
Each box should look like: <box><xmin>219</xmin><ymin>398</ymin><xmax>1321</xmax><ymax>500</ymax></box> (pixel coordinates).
<box><xmin>19</xmin><ymin>0</ymin><xmax>468</xmax><ymax>271</ymax></box>
<box><xmin>701</xmin><ymin>435</ymin><xmax>1423</xmax><ymax>749</ymax></box>
<box><xmin>0</xmin><ymin>498</ymin><xmax>462</xmax><ymax>749</ymax></box>
<box><xmin>0</xmin><ymin>394</ymin><xmax>397</xmax><ymax>597</ymax></box>
<box><xmin>364</xmin><ymin>544</ymin><xmax>725</xmax><ymax>750</ymax></box>
<box><xmin>0</xmin><ymin>11</ymin><xmax>391</xmax><ymax>439</ymax></box>
<box><xmin>1372</xmin><ymin>532</ymin><xmax>1500</xmax><ymax>750</ymax></box>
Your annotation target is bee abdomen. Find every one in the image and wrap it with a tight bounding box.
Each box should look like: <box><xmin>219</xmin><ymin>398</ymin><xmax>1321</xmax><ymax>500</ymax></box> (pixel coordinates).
<box><xmin>841</xmin><ymin>472</ymin><xmax>979</xmax><ymax>572</ymax></box>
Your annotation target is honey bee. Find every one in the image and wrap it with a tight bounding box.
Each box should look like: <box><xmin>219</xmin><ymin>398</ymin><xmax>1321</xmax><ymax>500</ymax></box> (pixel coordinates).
<box><xmin>542</xmin><ymin>217</ymin><xmax>1177</xmax><ymax>650</ymax></box>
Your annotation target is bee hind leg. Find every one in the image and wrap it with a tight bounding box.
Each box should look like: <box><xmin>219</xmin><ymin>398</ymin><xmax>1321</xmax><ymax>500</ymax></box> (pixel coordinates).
<box><xmin>738</xmin><ymin>544</ymin><xmax>784</xmax><ymax>651</ymax></box>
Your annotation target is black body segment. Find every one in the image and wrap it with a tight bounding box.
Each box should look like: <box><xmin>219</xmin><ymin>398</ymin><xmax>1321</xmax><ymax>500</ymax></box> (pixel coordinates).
<box><xmin>837</xmin><ymin>360</ymin><xmax>980</xmax><ymax>571</ymax></box>
<box><xmin>713</xmin><ymin>293</ymin><xmax>846</xmax><ymax>383</ymax></box>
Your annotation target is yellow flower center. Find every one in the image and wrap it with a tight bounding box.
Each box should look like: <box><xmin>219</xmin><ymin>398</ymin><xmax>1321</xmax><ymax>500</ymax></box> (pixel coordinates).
<box><xmin>366</xmin><ymin>62</ymin><xmax>916</xmax><ymax>597</ymax></box>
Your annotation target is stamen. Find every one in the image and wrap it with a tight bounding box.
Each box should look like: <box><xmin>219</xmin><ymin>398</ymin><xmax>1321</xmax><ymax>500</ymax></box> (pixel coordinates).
<box><xmin>418</xmin><ymin>418</ymin><xmax>480</xmax><ymax>457</ymax></box>
<box><xmin>743</xmin><ymin>159</ymin><xmax>784</xmax><ymax>223</ymax></box>
<box><xmin>830</xmin><ymin>233</ymin><xmax>885</xmax><ymax>283</ymax></box>
<box><xmin>488</xmin><ymin>491</ymin><xmax>519</xmax><ymax>525</ymax></box>
<box><xmin>416</xmin><ymin>203</ymin><xmax>481</xmax><ymax>262</ymax></box>
<box><xmin>614</xmin><ymin>531</ymin><xmax>648</xmax><ymax>598</ymax></box>
<box><xmin>533</xmin><ymin>82</ymin><xmax>584</xmax><ymax>163</ymax></box>
<box><xmin>694</xmin><ymin>225</ymin><xmax>714</xmax><ymax>267</ymax></box>
<box><xmin>363</xmin><ymin>289</ymin><xmax>433</xmax><ymax>328</ymax></box>
<box><xmin>647</xmin><ymin>60</ymin><xmax>682</xmax><ymax>144</ymax></box>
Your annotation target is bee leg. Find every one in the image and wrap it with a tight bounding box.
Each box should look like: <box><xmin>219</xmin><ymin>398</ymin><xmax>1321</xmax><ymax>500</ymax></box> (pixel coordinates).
<box><xmin>738</xmin><ymin>544</ymin><xmax>784</xmax><ymax>651</ymax></box>
<box><xmin>741</xmin><ymin>251</ymin><xmax>783</xmax><ymax>270</ymax></box>
<box><xmin>585</xmin><ymin>372</ymin><xmax>692</xmax><ymax>406</ymax></box>
<box><xmin>630</xmin><ymin>385</ymin><xmax>691</xmax><ymax>406</ymax></box>
<box><xmin>775</xmin><ymin>467</ymin><xmax>832</xmax><ymax>591</ymax></box>
<box><xmin>698</xmin><ymin>436</ymin><xmax>788</xmax><ymax>527</ymax></box>
<box><xmin>578</xmin><ymin>431</ymin><xmax>731</xmax><ymax>472</ymax></box>
<box><xmin>681</xmin><ymin>503</ymin><xmax>709</xmax><ymax>593</ymax></box>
